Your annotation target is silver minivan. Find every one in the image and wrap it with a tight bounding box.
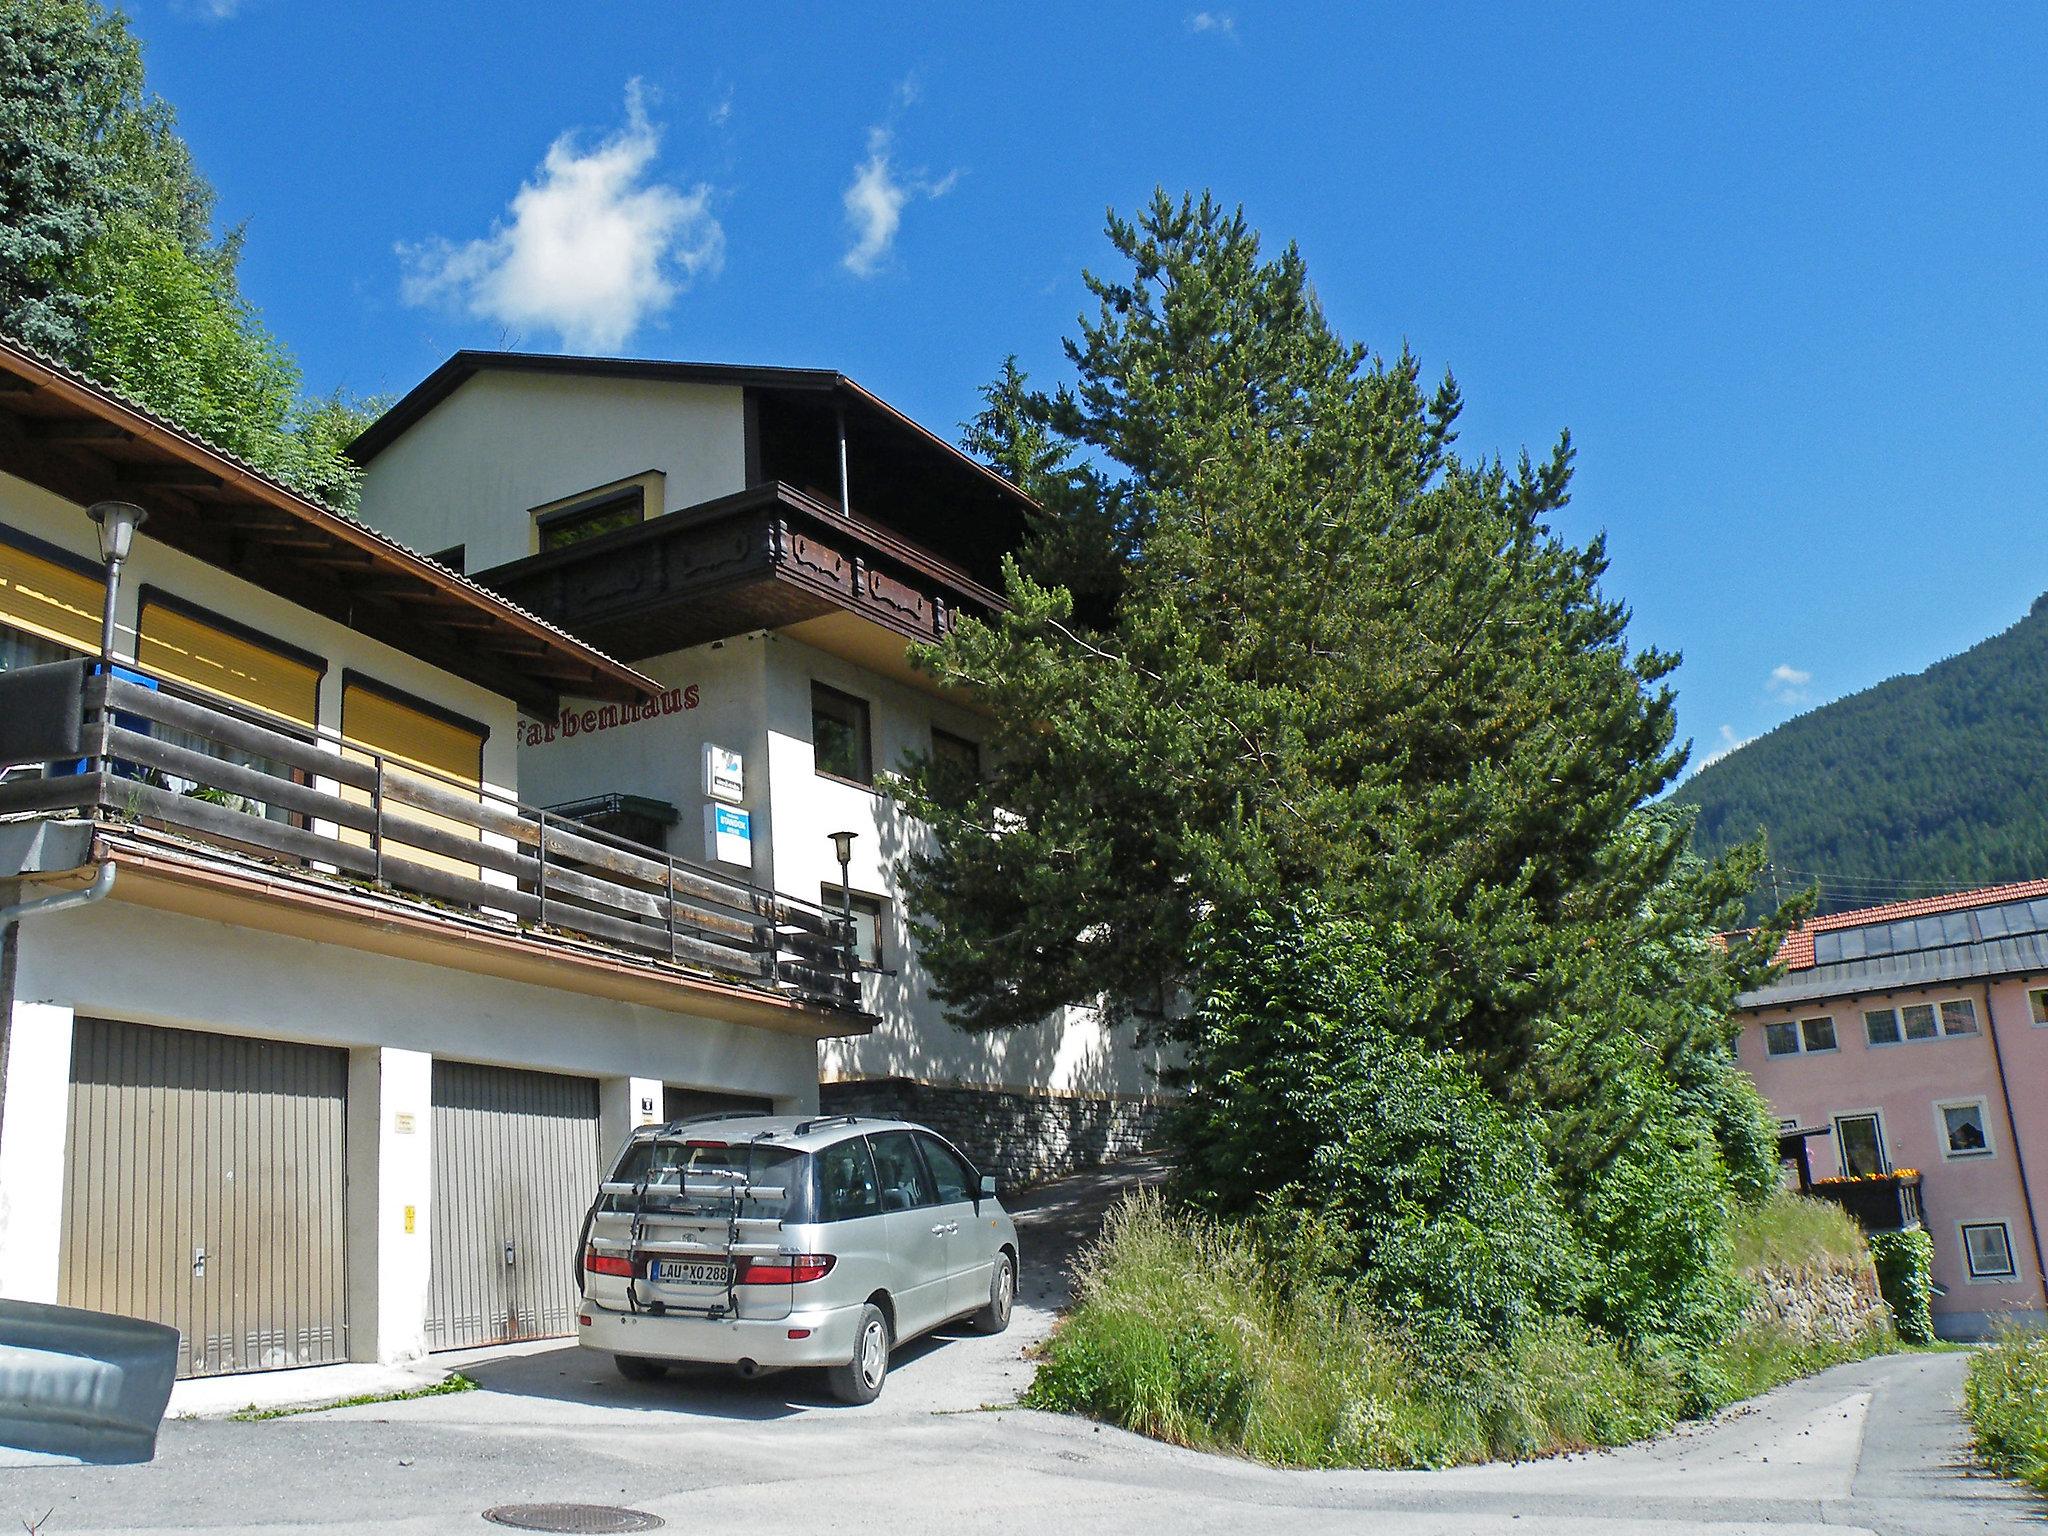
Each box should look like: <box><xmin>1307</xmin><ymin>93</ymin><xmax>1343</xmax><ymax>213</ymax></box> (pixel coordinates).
<box><xmin>574</xmin><ymin>1113</ymin><xmax>1019</xmax><ymax>1403</ymax></box>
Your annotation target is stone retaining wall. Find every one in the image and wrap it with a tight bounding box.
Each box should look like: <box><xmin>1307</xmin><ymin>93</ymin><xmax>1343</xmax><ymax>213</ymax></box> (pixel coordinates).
<box><xmin>818</xmin><ymin>1077</ymin><xmax>1167</xmax><ymax>1190</ymax></box>
<box><xmin>1740</xmin><ymin>1257</ymin><xmax>1893</xmax><ymax>1346</ymax></box>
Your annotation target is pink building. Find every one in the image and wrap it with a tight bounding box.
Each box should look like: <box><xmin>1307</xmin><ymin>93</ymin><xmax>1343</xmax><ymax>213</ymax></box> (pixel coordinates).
<box><xmin>1738</xmin><ymin>879</ymin><xmax>2048</xmax><ymax>1338</ymax></box>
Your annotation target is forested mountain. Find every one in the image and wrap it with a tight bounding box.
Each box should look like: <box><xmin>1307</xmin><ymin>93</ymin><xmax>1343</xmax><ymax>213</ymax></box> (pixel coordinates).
<box><xmin>1677</xmin><ymin>595</ymin><xmax>2048</xmax><ymax>912</ymax></box>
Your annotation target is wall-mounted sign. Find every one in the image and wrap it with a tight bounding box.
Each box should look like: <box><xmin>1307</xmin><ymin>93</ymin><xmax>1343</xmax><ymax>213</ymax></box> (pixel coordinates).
<box><xmin>394</xmin><ymin>1111</ymin><xmax>416</xmax><ymax>1135</ymax></box>
<box><xmin>704</xmin><ymin>744</ymin><xmax>744</xmax><ymax>803</ymax></box>
<box><xmin>706</xmin><ymin>803</ymin><xmax>753</xmax><ymax>867</ymax></box>
<box><xmin>520</xmin><ymin>685</ymin><xmax>699</xmax><ymax>747</ymax></box>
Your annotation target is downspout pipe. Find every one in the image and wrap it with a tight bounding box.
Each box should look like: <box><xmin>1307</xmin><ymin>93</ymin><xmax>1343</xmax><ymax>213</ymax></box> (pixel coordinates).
<box><xmin>0</xmin><ymin>861</ymin><xmax>116</xmax><ymax>931</ymax></box>
<box><xmin>1981</xmin><ymin>981</ymin><xmax>2048</xmax><ymax>1304</ymax></box>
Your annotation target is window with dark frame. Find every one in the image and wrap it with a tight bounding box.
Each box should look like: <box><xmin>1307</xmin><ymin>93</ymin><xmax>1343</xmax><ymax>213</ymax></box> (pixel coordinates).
<box><xmin>931</xmin><ymin>727</ymin><xmax>981</xmax><ymax>782</ymax></box>
<box><xmin>1834</xmin><ymin>1113</ymin><xmax>1888</xmax><ymax>1178</ymax></box>
<box><xmin>821</xmin><ymin>884</ymin><xmax>885</xmax><ymax>969</ymax></box>
<box><xmin>1764</xmin><ymin>1021</ymin><xmax>1801</xmax><ymax>1057</ymax></box>
<box><xmin>811</xmin><ymin>682</ymin><xmax>873</xmax><ymax>784</ymax></box>
<box><xmin>1962</xmin><ymin>1221</ymin><xmax>2017</xmax><ymax>1279</ymax></box>
<box><xmin>535</xmin><ymin>487</ymin><xmax>644</xmax><ymax>551</ymax></box>
<box><xmin>1799</xmin><ymin>1016</ymin><xmax>1838</xmax><ymax>1053</ymax></box>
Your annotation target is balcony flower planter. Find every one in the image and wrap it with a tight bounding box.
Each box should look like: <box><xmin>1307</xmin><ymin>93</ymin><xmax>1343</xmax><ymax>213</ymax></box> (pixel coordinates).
<box><xmin>1808</xmin><ymin>1169</ymin><xmax>1924</xmax><ymax>1233</ymax></box>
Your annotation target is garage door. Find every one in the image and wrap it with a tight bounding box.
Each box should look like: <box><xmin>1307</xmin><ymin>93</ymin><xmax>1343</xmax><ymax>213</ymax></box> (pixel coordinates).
<box><xmin>59</xmin><ymin>1018</ymin><xmax>348</xmax><ymax>1379</ymax></box>
<box><xmin>427</xmin><ymin>1062</ymin><xmax>600</xmax><ymax>1351</ymax></box>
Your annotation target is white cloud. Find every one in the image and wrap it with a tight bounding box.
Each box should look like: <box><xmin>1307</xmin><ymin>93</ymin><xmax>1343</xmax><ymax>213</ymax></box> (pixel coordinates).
<box><xmin>841</xmin><ymin>126</ymin><xmax>957</xmax><ymax>278</ymax></box>
<box><xmin>708</xmin><ymin>88</ymin><xmax>733</xmax><ymax>128</ymax></box>
<box><xmin>1766</xmin><ymin>664</ymin><xmax>1813</xmax><ymax>706</ymax></box>
<box><xmin>1694</xmin><ymin>724</ymin><xmax>1756</xmax><ymax>774</ymax></box>
<box><xmin>398</xmin><ymin>81</ymin><xmax>723</xmax><ymax>352</ymax></box>
<box><xmin>1188</xmin><ymin>10</ymin><xmax>1237</xmax><ymax>35</ymax></box>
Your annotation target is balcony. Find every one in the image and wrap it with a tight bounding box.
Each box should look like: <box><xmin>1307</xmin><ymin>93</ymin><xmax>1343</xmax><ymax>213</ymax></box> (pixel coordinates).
<box><xmin>0</xmin><ymin>660</ymin><xmax>861</xmax><ymax>1019</ymax></box>
<box><xmin>1808</xmin><ymin>1170</ymin><xmax>1926</xmax><ymax>1234</ymax></box>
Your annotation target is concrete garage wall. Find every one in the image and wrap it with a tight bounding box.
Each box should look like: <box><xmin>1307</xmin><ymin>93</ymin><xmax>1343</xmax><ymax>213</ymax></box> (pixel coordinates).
<box><xmin>0</xmin><ymin>895</ymin><xmax>822</xmax><ymax>1360</ymax></box>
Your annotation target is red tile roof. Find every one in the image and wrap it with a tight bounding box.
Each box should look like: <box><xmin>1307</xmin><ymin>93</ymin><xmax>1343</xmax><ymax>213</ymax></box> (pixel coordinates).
<box><xmin>1770</xmin><ymin>877</ymin><xmax>2048</xmax><ymax>970</ymax></box>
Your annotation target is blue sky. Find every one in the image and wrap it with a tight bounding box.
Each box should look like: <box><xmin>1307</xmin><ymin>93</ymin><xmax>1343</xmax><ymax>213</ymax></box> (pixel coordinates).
<box><xmin>124</xmin><ymin>1</ymin><xmax>2048</xmax><ymax>772</ymax></box>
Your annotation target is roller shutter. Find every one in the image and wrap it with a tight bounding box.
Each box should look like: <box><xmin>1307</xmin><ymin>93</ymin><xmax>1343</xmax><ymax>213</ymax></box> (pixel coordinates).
<box><xmin>426</xmin><ymin>1061</ymin><xmax>601</xmax><ymax>1350</ymax></box>
<box><xmin>136</xmin><ymin>594</ymin><xmax>322</xmax><ymax>727</ymax></box>
<box><xmin>340</xmin><ymin>675</ymin><xmax>486</xmax><ymax>878</ymax></box>
<box><xmin>59</xmin><ymin>1018</ymin><xmax>349</xmax><ymax>1379</ymax></box>
<box><xmin>0</xmin><ymin>526</ymin><xmax>99</xmax><ymax>655</ymax></box>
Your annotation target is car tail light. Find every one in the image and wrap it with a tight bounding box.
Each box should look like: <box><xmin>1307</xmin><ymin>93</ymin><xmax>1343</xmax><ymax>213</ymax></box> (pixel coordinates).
<box><xmin>738</xmin><ymin>1254</ymin><xmax>836</xmax><ymax>1285</ymax></box>
<box><xmin>585</xmin><ymin>1247</ymin><xmax>635</xmax><ymax>1278</ymax></box>
<box><xmin>684</xmin><ymin>1139</ymin><xmax>727</xmax><ymax>1148</ymax></box>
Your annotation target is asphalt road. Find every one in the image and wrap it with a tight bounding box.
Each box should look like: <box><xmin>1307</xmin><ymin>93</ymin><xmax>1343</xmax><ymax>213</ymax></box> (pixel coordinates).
<box><xmin>1</xmin><ymin>1159</ymin><xmax>2039</xmax><ymax>1535</ymax></box>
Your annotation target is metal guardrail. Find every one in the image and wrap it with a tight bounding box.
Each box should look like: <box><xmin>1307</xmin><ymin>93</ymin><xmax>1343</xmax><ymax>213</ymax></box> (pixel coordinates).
<box><xmin>0</xmin><ymin>661</ymin><xmax>859</xmax><ymax>1012</ymax></box>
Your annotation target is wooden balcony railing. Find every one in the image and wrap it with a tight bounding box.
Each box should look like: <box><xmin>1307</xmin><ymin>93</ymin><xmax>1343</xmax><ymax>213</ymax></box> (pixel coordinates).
<box><xmin>0</xmin><ymin>660</ymin><xmax>859</xmax><ymax>1013</ymax></box>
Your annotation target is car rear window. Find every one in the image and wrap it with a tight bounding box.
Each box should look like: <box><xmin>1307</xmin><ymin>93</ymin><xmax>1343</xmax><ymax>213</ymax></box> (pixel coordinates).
<box><xmin>607</xmin><ymin>1139</ymin><xmax>812</xmax><ymax>1223</ymax></box>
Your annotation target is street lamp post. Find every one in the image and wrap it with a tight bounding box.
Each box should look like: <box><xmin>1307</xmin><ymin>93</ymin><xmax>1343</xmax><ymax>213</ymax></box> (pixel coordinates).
<box><xmin>86</xmin><ymin>500</ymin><xmax>147</xmax><ymax>665</ymax></box>
<box><xmin>828</xmin><ymin>829</ymin><xmax>857</xmax><ymax>999</ymax></box>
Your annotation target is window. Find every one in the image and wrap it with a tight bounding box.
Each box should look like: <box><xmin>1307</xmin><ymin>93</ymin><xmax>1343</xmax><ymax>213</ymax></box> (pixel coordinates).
<box><xmin>1962</xmin><ymin>1221</ymin><xmax>2018</xmax><ymax>1280</ymax></box>
<box><xmin>1765</xmin><ymin>1016</ymin><xmax>1835</xmax><ymax>1056</ymax></box>
<box><xmin>816</xmin><ymin>1137</ymin><xmax>882</xmax><ymax>1222</ymax></box>
<box><xmin>0</xmin><ymin>619</ymin><xmax>71</xmax><ymax>674</ymax></box>
<box><xmin>868</xmin><ymin>1131</ymin><xmax>936</xmax><ymax>1211</ymax></box>
<box><xmin>1938</xmin><ymin>1101</ymin><xmax>1993</xmax><ymax>1158</ymax></box>
<box><xmin>534</xmin><ymin>485</ymin><xmax>646</xmax><ymax>551</ymax></box>
<box><xmin>2030</xmin><ymin>987</ymin><xmax>2048</xmax><ymax>1026</ymax></box>
<box><xmin>931</xmin><ymin>727</ymin><xmax>981</xmax><ymax>782</ymax></box>
<box><xmin>1939</xmin><ymin>998</ymin><xmax>1979</xmax><ymax>1036</ymax></box>
<box><xmin>1901</xmin><ymin>1003</ymin><xmax>1939</xmax><ymax>1041</ymax></box>
<box><xmin>811</xmin><ymin>682</ymin><xmax>873</xmax><ymax>784</ymax></box>
<box><xmin>1864</xmin><ymin>1008</ymin><xmax>1902</xmax><ymax>1046</ymax></box>
<box><xmin>820</xmin><ymin>885</ymin><xmax>885</xmax><ymax>969</ymax></box>
<box><xmin>917</xmin><ymin>1134</ymin><xmax>977</xmax><ymax>1205</ymax></box>
<box><xmin>1834</xmin><ymin>1113</ymin><xmax>1888</xmax><ymax>1177</ymax></box>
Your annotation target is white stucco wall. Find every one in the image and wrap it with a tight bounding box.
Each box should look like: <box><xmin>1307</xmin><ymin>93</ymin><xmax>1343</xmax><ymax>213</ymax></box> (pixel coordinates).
<box><xmin>356</xmin><ymin>371</ymin><xmax>749</xmax><ymax>571</ymax></box>
<box><xmin>506</xmin><ymin>630</ymin><xmax>1171</xmax><ymax>1103</ymax></box>
<box><xmin>0</xmin><ymin>470</ymin><xmax>523</xmax><ymax>811</ymax></box>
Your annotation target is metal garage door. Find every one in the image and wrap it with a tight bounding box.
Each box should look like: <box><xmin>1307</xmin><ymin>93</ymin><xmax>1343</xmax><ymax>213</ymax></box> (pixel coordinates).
<box><xmin>427</xmin><ymin>1061</ymin><xmax>600</xmax><ymax>1350</ymax></box>
<box><xmin>60</xmin><ymin>1018</ymin><xmax>348</xmax><ymax>1379</ymax></box>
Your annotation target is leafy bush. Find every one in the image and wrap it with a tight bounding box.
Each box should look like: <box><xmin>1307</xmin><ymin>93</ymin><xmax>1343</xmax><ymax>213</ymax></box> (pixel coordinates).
<box><xmin>1167</xmin><ymin>905</ymin><xmax>1586</xmax><ymax>1347</ymax></box>
<box><xmin>1029</xmin><ymin>1191</ymin><xmax>1894</xmax><ymax>1467</ymax></box>
<box><xmin>1027</xmin><ymin>1191</ymin><xmax>1683</xmax><ymax>1467</ymax></box>
<box><xmin>1867</xmin><ymin>1228</ymin><xmax>1936</xmax><ymax>1344</ymax></box>
<box><xmin>1965</xmin><ymin>1327</ymin><xmax>2048</xmax><ymax>1493</ymax></box>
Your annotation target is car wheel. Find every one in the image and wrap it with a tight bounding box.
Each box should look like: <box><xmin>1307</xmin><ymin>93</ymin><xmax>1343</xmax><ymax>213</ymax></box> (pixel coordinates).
<box><xmin>973</xmin><ymin>1251</ymin><xmax>1016</xmax><ymax>1334</ymax></box>
<box><xmin>826</xmin><ymin>1304</ymin><xmax>891</xmax><ymax>1404</ymax></box>
<box><xmin>614</xmin><ymin>1354</ymin><xmax>666</xmax><ymax>1383</ymax></box>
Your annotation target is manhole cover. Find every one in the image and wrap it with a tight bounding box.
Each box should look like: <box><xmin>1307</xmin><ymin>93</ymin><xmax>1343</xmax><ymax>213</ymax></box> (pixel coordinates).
<box><xmin>481</xmin><ymin>1506</ymin><xmax>664</xmax><ymax>1533</ymax></box>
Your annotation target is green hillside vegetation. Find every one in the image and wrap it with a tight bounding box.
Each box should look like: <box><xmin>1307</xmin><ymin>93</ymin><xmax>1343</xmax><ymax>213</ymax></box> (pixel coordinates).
<box><xmin>1676</xmin><ymin>595</ymin><xmax>2048</xmax><ymax>912</ymax></box>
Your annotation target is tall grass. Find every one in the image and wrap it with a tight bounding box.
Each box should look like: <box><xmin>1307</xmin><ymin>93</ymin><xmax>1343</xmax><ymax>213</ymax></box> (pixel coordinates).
<box><xmin>1964</xmin><ymin>1327</ymin><xmax>2048</xmax><ymax>1493</ymax></box>
<box><xmin>1027</xmin><ymin>1189</ymin><xmax>1894</xmax><ymax>1468</ymax></box>
<box><xmin>1728</xmin><ymin>1189</ymin><xmax>1868</xmax><ymax>1272</ymax></box>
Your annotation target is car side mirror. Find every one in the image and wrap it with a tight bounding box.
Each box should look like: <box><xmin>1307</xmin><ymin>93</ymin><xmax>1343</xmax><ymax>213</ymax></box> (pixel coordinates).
<box><xmin>978</xmin><ymin>1174</ymin><xmax>998</xmax><ymax>1200</ymax></box>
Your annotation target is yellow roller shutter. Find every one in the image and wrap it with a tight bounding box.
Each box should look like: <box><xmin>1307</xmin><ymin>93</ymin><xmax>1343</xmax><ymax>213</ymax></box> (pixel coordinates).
<box><xmin>0</xmin><ymin>528</ymin><xmax>100</xmax><ymax>654</ymax></box>
<box><xmin>137</xmin><ymin>595</ymin><xmax>323</xmax><ymax>727</ymax></box>
<box><xmin>341</xmin><ymin>677</ymin><xmax>486</xmax><ymax>880</ymax></box>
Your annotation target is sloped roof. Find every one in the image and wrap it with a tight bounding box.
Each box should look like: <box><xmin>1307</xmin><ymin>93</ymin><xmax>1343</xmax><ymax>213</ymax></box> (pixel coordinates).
<box><xmin>1771</xmin><ymin>877</ymin><xmax>2048</xmax><ymax>970</ymax></box>
<box><xmin>0</xmin><ymin>334</ymin><xmax>656</xmax><ymax>711</ymax></box>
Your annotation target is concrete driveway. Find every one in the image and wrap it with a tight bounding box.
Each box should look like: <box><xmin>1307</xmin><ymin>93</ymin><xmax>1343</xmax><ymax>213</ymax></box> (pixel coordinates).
<box><xmin>1</xmin><ymin>1159</ymin><xmax>2040</xmax><ymax>1535</ymax></box>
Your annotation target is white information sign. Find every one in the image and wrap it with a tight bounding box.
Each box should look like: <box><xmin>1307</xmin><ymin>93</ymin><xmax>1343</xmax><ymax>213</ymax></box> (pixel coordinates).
<box><xmin>706</xmin><ymin>803</ymin><xmax>753</xmax><ymax>867</ymax></box>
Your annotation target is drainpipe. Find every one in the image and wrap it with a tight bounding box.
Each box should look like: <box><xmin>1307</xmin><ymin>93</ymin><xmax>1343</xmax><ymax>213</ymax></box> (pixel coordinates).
<box><xmin>1981</xmin><ymin>980</ymin><xmax>2048</xmax><ymax>1303</ymax></box>
<box><xmin>835</xmin><ymin>403</ymin><xmax>851</xmax><ymax>518</ymax></box>
<box><xmin>0</xmin><ymin>862</ymin><xmax>116</xmax><ymax>931</ymax></box>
